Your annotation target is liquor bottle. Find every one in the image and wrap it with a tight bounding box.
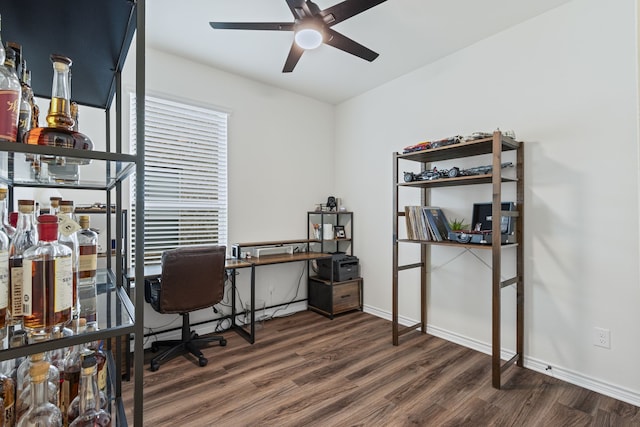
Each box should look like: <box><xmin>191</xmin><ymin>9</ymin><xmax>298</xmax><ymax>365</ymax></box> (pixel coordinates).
<box><xmin>86</xmin><ymin>340</ymin><xmax>107</xmax><ymax>394</ymax></box>
<box><xmin>61</xmin><ymin>345</ymin><xmax>83</xmax><ymax>426</ymax></box>
<box><xmin>9</xmin><ymin>200</ymin><xmax>38</xmax><ymax>326</ymax></box>
<box><xmin>49</xmin><ymin>197</ymin><xmax>62</xmax><ymax>215</ymax></box>
<box><xmin>17</xmin><ymin>64</ymin><xmax>33</xmax><ymax>143</ymax></box>
<box><xmin>58</xmin><ymin>200</ymin><xmax>80</xmax><ymax>322</ymax></box>
<box><xmin>21</xmin><ymin>214</ymin><xmax>73</xmax><ymax>336</ymax></box>
<box><xmin>0</xmin><ymin>18</ymin><xmax>22</xmax><ymax>142</ymax></box>
<box><xmin>76</xmin><ymin>215</ymin><xmax>97</xmax><ymax>329</ymax></box>
<box><xmin>68</xmin><ymin>353</ymin><xmax>110</xmax><ymax>427</ymax></box>
<box><xmin>0</xmin><ymin>187</ymin><xmax>15</xmax><ymax>239</ymax></box>
<box><xmin>16</xmin><ymin>360</ymin><xmax>62</xmax><ymax>427</ymax></box>
<box><xmin>15</xmin><ymin>351</ymin><xmax>60</xmax><ymax>422</ymax></box>
<box><xmin>23</xmin><ymin>55</ymin><xmax>93</xmax><ymax>152</ymax></box>
<box><xmin>0</xmin><ymin>359</ymin><xmax>16</xmax><ymax>427</ymax></box>
<box><xmin>0</xmin><ymin>191</ymin><xmax>8</xmax><ymax>338</ymax></box>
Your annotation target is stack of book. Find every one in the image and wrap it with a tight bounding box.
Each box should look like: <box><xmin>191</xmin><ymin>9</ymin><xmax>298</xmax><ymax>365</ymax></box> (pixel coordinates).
<box><xmin>404</xmin><ymin>206</ymin><xmax>452</xmax><ymax>241</ymax></box>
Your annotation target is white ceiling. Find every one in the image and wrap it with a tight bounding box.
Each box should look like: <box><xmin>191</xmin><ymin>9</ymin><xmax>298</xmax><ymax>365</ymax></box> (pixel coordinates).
<box><xmin>146</xmin><ymin>0</ymin><xmax>573</xmax><ymax>105</ymax></box>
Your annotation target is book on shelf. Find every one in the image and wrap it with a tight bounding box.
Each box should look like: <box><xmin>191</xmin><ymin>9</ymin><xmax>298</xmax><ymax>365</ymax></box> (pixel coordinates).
<box><xmin>403</xmin><ymin>206</ymin><xmax>451</xmax><ymax>241</ymax></box>
<box><xmin>422</xmin><ymin>207</ymin><xmax>452</xmax><ymax>241</ymax></box>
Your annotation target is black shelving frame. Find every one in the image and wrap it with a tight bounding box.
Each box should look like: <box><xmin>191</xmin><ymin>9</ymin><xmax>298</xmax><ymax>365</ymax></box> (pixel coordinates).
<box><xmin>0</xmin><ymin>1</ymin><xmax>145</xmax><ymax>424</ymax></box>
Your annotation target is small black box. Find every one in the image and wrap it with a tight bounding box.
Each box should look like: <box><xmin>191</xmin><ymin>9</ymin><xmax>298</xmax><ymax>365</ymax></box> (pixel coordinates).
<box><xmin>317</xmin><ymin>254</ymin><xmax>360</xmax><ymax>282</ymax></box>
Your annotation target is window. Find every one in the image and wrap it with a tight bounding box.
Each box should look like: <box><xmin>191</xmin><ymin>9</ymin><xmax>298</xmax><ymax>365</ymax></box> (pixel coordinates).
<box><xmin>130</xmin><ymin>94</ymin><xmax>228</xmax><ymax>266</ymax></box>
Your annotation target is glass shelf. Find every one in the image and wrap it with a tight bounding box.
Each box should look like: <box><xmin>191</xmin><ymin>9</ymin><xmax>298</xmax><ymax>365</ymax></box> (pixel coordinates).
<box><xmin>0</xmin><ymin>141</ymin><xmax>136</xmax><ymax>190</ymax></box>
<box><xmin>0</xmin><ymin>268</ymin><xmax>134</xmax><ymax>361</ymax></box>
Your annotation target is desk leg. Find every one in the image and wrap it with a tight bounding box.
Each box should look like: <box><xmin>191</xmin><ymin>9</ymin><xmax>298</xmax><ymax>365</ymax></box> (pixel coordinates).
<box><xmin>229</xmin><ymin>268</ymin><xmax>237</xmax><ymax>329</ymax></box>
<box><xmin>230</xmin><ymin>265</ymin><xmax>256</xmax><ymax>345</ymax></box>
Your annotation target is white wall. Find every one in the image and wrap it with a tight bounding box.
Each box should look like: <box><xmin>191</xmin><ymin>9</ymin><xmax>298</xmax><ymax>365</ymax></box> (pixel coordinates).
<box><xmin>120</xmin><ymin>46</ymin><xmax>335</xmax><ymax>337</ymax></box>
<box><xmin>335</xmin><ymin>0</ymin><xmax>640</xmax><ymax>405</ymax></box>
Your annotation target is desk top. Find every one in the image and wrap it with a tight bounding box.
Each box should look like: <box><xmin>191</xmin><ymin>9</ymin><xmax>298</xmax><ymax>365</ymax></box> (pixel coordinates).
<box><xmin>127</xmin><ymin>252</ymin><xmax>328</xmax><ymax>280</ymax></box>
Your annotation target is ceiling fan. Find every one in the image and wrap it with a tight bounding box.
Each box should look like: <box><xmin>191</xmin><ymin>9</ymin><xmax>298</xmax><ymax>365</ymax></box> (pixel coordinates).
<box><xmin>209</xmin><ymin>0</ymin><xmax>388</xmax><ymax>73</ymax></box>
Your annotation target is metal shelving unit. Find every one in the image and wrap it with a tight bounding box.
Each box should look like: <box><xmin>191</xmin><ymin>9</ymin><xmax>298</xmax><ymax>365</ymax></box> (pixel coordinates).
<box><xmin>392</xmin><ymin>130</ymin><xmax>525</xmax><ymax>389</ymax></box>
<box><xmin>0</xmin><ymin>1</ymin><xmax>145</xmax><ymax>424</ymax></box>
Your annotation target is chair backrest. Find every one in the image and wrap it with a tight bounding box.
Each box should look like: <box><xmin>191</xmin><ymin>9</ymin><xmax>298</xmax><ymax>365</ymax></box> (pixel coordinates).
<box><xmin>157</xmin><ymin>245</ymin><xmax>227</xmax><ymax>314</ymax></box>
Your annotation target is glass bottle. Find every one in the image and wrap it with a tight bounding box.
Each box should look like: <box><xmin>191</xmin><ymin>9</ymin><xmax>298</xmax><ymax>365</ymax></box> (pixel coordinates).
<box><xmin>0</xmin><ymin>192</ymin><xmax>8</xmax><ymax>338</ymax></box>
<box><xmin>49</xmin><ymin>197</ymin><xmax>62</xmax><ymax>216</ymax></box>
<box><xmin>61</xmin><ymin>344</ymin><xmax>83</xmax><ymax>425</ymax></box>
<box><xmin>9</xmin><ymin>200</ymin><xmax>38</xmax><ymax>326</ymax></box>
<box><xmin>23</xmin><ymin>55</ymin><xmax>93</xmax><ymax>151</ymax></box>
<box><xmin>15</xmin><ymin>351</ymin><xmax>60</xmax><ymax>422</ymax></box>
<box><xmin>0</xmin><ymin>187</ymin><xmax>15</xmax><ymax>239</ymax></box>
<box><xmin>0</xmin><ymin>359</ymin><xmax>15</xmax><ymax>427</ymax></box>
<box><xmin>77</xmin><ymin>215</ymin><xmax>97</xmax><ymax>329</ymax></box>
<box><xmin>0</xmin><ymin>19</ymin><xmax>22</xmax><ymax>142</ymax></box>
<box><xmin>22</xmin><ymin>214</ymin><xmax>73</xmax><ymax>336</ymax></box>
<box><xmin>68</xmin><ymin>353</ymin><xmax>110</xmax><ymax>427</ymax></box>
<box><xmin>58</xmin><ymin>200</ymin><xmax>80</xmax><ymax>324</ymax></box>
<box><xmin>17</xmin><ymin>62</ymin><xmax>32</xmax><ymax>144</ymax></box>
<box><xmin>16</xmin><ymin>360</ymin><xmax>62</xmax><ymax>427</ymax></box>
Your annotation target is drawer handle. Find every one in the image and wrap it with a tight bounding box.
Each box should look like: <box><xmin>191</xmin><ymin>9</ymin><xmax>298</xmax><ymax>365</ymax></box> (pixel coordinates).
<box><xmin>341</xmin><ymin>294</ymin><xmax>351</xmax><ymax>298</ymax></box>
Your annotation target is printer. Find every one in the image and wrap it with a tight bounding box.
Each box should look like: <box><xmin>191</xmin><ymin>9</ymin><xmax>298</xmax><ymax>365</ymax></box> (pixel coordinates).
<box><xmin>317</xmin><ymin>254</ymin><xmax>360</xmax><ymax>282</ymax></box>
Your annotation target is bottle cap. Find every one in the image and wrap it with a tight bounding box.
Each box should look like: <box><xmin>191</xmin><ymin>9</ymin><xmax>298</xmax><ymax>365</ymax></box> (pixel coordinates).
<box><xmin>17</xmin><ymin>199</ymin><xmax>35</xmax><ymax>213</ymax></box>
<box><xmin>79</xmin><ymin>215</ymin><xmax>89</xmax><ymax>228</ymax></box>
<box><xmin>37</xmin><ymin>214</ymin><xmax>59</xmax><ymax>241</ymax></box>
<box><xmin>0</xmin><ymin>188</ymin><xmax>7</xmax><ymax>198</ymax></box>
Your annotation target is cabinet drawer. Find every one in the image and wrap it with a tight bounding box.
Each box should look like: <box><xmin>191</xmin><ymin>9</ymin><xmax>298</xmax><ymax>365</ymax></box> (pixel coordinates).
<box><xmin>332</xmin><ymin>281</ymin><xmax>361</xmax><ymax>313</ymax></box>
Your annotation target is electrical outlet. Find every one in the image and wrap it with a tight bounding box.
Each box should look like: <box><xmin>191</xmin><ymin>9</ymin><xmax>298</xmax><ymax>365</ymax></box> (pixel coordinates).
<box><xmin>594</xmin><ymin>327</ymin><xmax>611</xmax><ymax>349</ymax></box>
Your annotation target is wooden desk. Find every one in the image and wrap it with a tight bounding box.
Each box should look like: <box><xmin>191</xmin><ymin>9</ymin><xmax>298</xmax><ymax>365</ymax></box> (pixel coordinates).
<box><xmin>127</xmin><ymin>251</ymin><xmax>330</xmax><ymax>344</ymax></box>
<box><xmin>235</xmin><ymin>251</ymin><xmax>331</xmax><ymax>344</ymax></box>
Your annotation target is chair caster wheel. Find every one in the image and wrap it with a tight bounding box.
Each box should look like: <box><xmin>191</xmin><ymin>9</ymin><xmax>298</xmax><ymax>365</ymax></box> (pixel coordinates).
<box><xmin>220</xmin><ymin>339</ymin><xmax>227</xmax><ymax>347</ymax></box>
<box><xmin>150</xmin><ymin>361</ymin><xmax>160</xmax><ymax>372</ymax></box>
<box><xmin>198</xmin><ymin>357</ymin><xmax>208</xmax><ymax>367</ymax></box>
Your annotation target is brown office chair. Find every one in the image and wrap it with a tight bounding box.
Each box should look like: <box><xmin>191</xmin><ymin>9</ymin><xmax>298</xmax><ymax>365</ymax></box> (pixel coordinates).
<box><xmin>145</xmin><ymin>245</ymin><xmax>228</xmax><ymax>371</ymax></box>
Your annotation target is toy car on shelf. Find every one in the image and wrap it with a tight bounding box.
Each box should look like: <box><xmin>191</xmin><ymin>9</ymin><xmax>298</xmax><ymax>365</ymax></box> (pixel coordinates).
<box><xmin>402</xmin><ymin>135</ymin><xmax>463</xmax><ymax>154</ymax></box>
<box><xmin>447</xmin><ymin>162</ymin><xmax>513</xmax><ymax>178</ymax></box>
<box><xmin>403</xmin><ymin>167</ymin><xmax>449</xmax><ymax>182</ymax></box>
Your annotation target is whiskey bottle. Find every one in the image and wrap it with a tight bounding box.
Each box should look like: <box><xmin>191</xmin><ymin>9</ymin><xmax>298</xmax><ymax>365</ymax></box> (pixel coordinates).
<box><xmin>58</xmin><ymin>200</ymin><xmax>80</xmax><ymax>322</ymax></box>
<box><xmin>49</xmin><ymin>197</ymin><xmax>62</xmax><ymax>216</ymax></box>
<box><xmin>0</xmin><ymin>187</ymin><xmax>15</xmax><ymax>239</ymax></box>
<box><xmin>68</xmin><ymin>353</ymin><xmax>110</xmax><ymax>427</ymax></box>
<box><xmin>15</xmin><ymin>351</ymin><xmax>60</xmax><ymax>423</ymax></box>
<box><xmin>16</xmin><ymin>360</ymin><xmax>62</xmax><ymax>427</ymax></box>
<box><xmin>0</xmin><ymin>191</ymin><xmax>8</xmax><ymax>337</ymax></box>
<box><xmin>21</xmin><ymin>214</ymin><xmax>73</xmax><ymax>336</ymax></box>
<box><xmin>0</xmin><ymin>19</ymin><xmax>22</xmax><ymax>142</ymax></box>
<box><xmin>9</xmin><ymin>200</ymin><xmax>38</xmax><ymax>326</ymax></box>
<box><xmin>76</xmin><ymin>215</ymin><xmax>97</xmax><ymax>329</ymax></box>
<box><xmin>23</xmin><ymin>55</ymin><xmax>93</xmax><ymax>152</ymax></box>
<box><xmin>61</xmin><ymin>345</ymin><xmax>83</xmax><ymax>426</ymax></box>
<box><xmin>0</xmin><ymin>359</ymin><xmax>15</xmax><ymax>427</ymax></box>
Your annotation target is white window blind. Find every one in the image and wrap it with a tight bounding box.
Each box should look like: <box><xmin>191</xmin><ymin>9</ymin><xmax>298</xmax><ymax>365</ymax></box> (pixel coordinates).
<box><xmin>130</xmin><ymin>94</ymin><xmax>228</xmax><ymax>266</ymax></box>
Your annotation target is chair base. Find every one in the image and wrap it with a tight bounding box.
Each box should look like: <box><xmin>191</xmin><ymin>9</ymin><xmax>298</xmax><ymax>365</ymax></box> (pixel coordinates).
<box><xmin>149</xmin><ymin>313</ymin><xmax>227</xmax><ymax>372</ymax></box>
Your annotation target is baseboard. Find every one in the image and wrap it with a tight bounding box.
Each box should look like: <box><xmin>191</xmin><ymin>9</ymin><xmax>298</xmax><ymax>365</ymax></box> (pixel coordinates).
<box><xmin>362</xmin><ymin>304</ymin><xmax>640</xmax><ymax>407</ymax></box>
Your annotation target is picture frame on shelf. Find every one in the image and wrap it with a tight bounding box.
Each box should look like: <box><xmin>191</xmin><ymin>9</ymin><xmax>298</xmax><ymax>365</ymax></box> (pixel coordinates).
<box><xmin>334</xmin><ymin>225</ymin><xmax>346</xmax><ymax>239</ymax></box>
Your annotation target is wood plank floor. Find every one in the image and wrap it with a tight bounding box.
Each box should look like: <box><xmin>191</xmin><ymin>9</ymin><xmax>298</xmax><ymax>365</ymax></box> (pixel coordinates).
<box><xmin>122</xmin><ymin>310</ymin><xmax>640</xmax><ymax>426</ymax></box>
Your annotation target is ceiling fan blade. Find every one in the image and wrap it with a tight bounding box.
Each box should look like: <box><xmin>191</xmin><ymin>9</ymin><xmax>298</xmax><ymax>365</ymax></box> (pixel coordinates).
<box><xmin>283</xmin><ymin>42</ymin><xmax>305</xmax><ymax>73</ymax></box>
<box><xmin>285</xmin><ymin>0</ymin><xmax>308</xmax><ymax>19</ymax></box>
<box><xmin>210</xmin><ymin>22</ymin><xmax>294</xmax><ymax>31</ymax></box>
<box><xmin>324</xmin><ymin>29</ymin><xmax>378</xmax><ymax>62</ymax></box>
<box><xmin>321</xmin><ymin>0</ymin><xmax>388</xmax><ymax>26</ymax></box>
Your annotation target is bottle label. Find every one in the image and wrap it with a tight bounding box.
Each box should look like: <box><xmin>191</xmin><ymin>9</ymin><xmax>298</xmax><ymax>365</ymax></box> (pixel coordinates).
<box><xmin>57</xmin><ymin>214</ymin><xmax>81</xmax><ymax>236</ymax></box>
<box><xmin>0</xmin><ymin>90</ymin><xmax>20</xmax><ymax>141</ymax></box>
<box><xmin>97</xmin><ymin>362</ymin><xmax>107</xmax><ymax>391</ymax></box>
<box><xmin>0</xmin><ymin>251</ymin><xmax>8</xmax><ymax>310</ymax></box>
<box><xmin>55</xmin><ymin>256</ymin><xmax>73</xmax><ymax>312</ymax></box>
<box><xmin>12</xmin><ymin>264</ymin><xmax>27</xmax><ymax>316</ymax></box>
<box><xmin>78</xmin><ymin>252</ymin><xmax>98</xmax><ymax>274</ymax></box>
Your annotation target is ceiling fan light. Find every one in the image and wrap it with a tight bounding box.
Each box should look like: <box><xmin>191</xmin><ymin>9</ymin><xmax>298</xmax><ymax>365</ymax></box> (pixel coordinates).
<box><xmin>295</xmin><ymin>28</ymin><xmax>323</xmax><ymax>49</ymax></box>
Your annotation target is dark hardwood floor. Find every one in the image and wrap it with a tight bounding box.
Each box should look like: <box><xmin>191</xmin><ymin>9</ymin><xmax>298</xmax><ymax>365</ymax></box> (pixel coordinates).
<box><xmin>122</xmin><ymin>310</ymin><xmax>640</xmax><ymax>426</ymax></box>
